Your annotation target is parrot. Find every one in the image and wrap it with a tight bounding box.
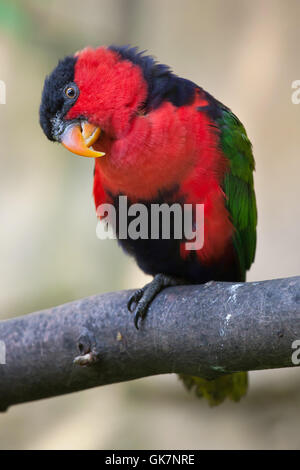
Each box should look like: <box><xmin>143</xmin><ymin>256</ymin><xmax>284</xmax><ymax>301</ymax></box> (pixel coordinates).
<box><xmin>39</xmin><ymin>45</ymin><xmax>257</xmax><ymax>406</ymax></box>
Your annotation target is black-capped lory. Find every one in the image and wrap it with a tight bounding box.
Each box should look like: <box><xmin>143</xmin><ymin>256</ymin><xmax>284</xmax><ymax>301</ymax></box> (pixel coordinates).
<box><xmin>39</xmin><ymin>46</ymin><xmax>257</xmax><ymax>405</ymax></box>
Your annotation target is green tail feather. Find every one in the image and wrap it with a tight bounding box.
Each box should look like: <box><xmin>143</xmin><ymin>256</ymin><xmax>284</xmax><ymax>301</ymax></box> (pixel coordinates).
<box><xmin>178</xmin><ymin>372</ymin><xmax>248</xmax><ymax>406</ymax></box>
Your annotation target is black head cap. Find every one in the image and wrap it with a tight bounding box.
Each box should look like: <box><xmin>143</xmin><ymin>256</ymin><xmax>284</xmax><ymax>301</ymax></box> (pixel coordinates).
<box><xmin>39</xmin><ymin>55</ymin><xmax>78</xmax><ymax>141</ymax></box>
<box><xmin>109</xmin><ymin>45</ymin><xmax>197</xmax><ymax>112</ymax></box>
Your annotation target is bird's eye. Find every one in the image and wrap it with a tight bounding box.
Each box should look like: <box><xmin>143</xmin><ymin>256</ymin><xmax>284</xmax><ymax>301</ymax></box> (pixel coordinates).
<box><xmin>65</xmin><ymin>86</ymin><xmax>77</xmax><ymax>99</ymax></box>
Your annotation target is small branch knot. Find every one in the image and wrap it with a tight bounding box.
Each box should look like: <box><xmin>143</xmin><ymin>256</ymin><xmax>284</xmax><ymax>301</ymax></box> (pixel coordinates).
<box><xmin>73</xmin><ymin>327</ymin><xmax>100</xmax><ymax>367</ymax></box>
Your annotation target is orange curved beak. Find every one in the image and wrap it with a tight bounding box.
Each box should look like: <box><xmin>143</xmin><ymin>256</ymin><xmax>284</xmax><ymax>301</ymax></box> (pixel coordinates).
<box><xmin>61</xmin><ymin>121</ymin><xmax>105</xmax><ymax>158</ymax></box>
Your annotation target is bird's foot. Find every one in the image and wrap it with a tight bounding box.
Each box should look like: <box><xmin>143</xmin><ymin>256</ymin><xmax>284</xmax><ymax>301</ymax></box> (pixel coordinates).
<box><xmin>128</xmin><ymin>274</ymin><xmax>183</xmax><ymax>329</ymax></box>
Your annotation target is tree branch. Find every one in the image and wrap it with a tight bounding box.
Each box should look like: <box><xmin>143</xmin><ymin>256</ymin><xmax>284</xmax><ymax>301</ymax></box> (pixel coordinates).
<box><xmin>0</xmin><ymin>276</ymin><xmax>299</xmax><ymax>411</ymax></box>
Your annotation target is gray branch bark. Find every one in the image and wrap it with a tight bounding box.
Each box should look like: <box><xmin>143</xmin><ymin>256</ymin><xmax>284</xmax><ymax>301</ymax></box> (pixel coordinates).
<box><xmin>0</xmin><ymin>276</ymin><xmax>299</xmax><ymax>412</ymax></box>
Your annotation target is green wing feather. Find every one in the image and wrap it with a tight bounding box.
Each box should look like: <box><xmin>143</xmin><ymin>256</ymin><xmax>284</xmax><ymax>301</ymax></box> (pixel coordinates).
<box><xmin>178</xmin><ymin>109</ymin><xmax>256</xmax><ymax>406</ymax></box>
<box><xmin>218</xmin><ymin>110</ymin><xmax>257</xmax><ymax>281</ymax></box>
<box><xmin>179</xmin><ymin>372</ymin><xmax>248</xmax><ymax>406</ymax></box>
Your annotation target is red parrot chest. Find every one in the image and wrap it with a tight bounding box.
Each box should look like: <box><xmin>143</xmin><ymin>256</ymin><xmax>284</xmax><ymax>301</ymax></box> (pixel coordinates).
<box><xmin>93</xmin><ymin>97</ymin><xmax>236</xmax><ymax>279</ymax></box>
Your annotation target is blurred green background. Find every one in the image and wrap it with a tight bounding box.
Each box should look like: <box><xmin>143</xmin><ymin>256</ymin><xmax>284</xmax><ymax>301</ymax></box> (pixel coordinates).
<box><xmin>0</xmin><ymin>0</ymin><xmax>300</xmax><ymax>450</ymax></box>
